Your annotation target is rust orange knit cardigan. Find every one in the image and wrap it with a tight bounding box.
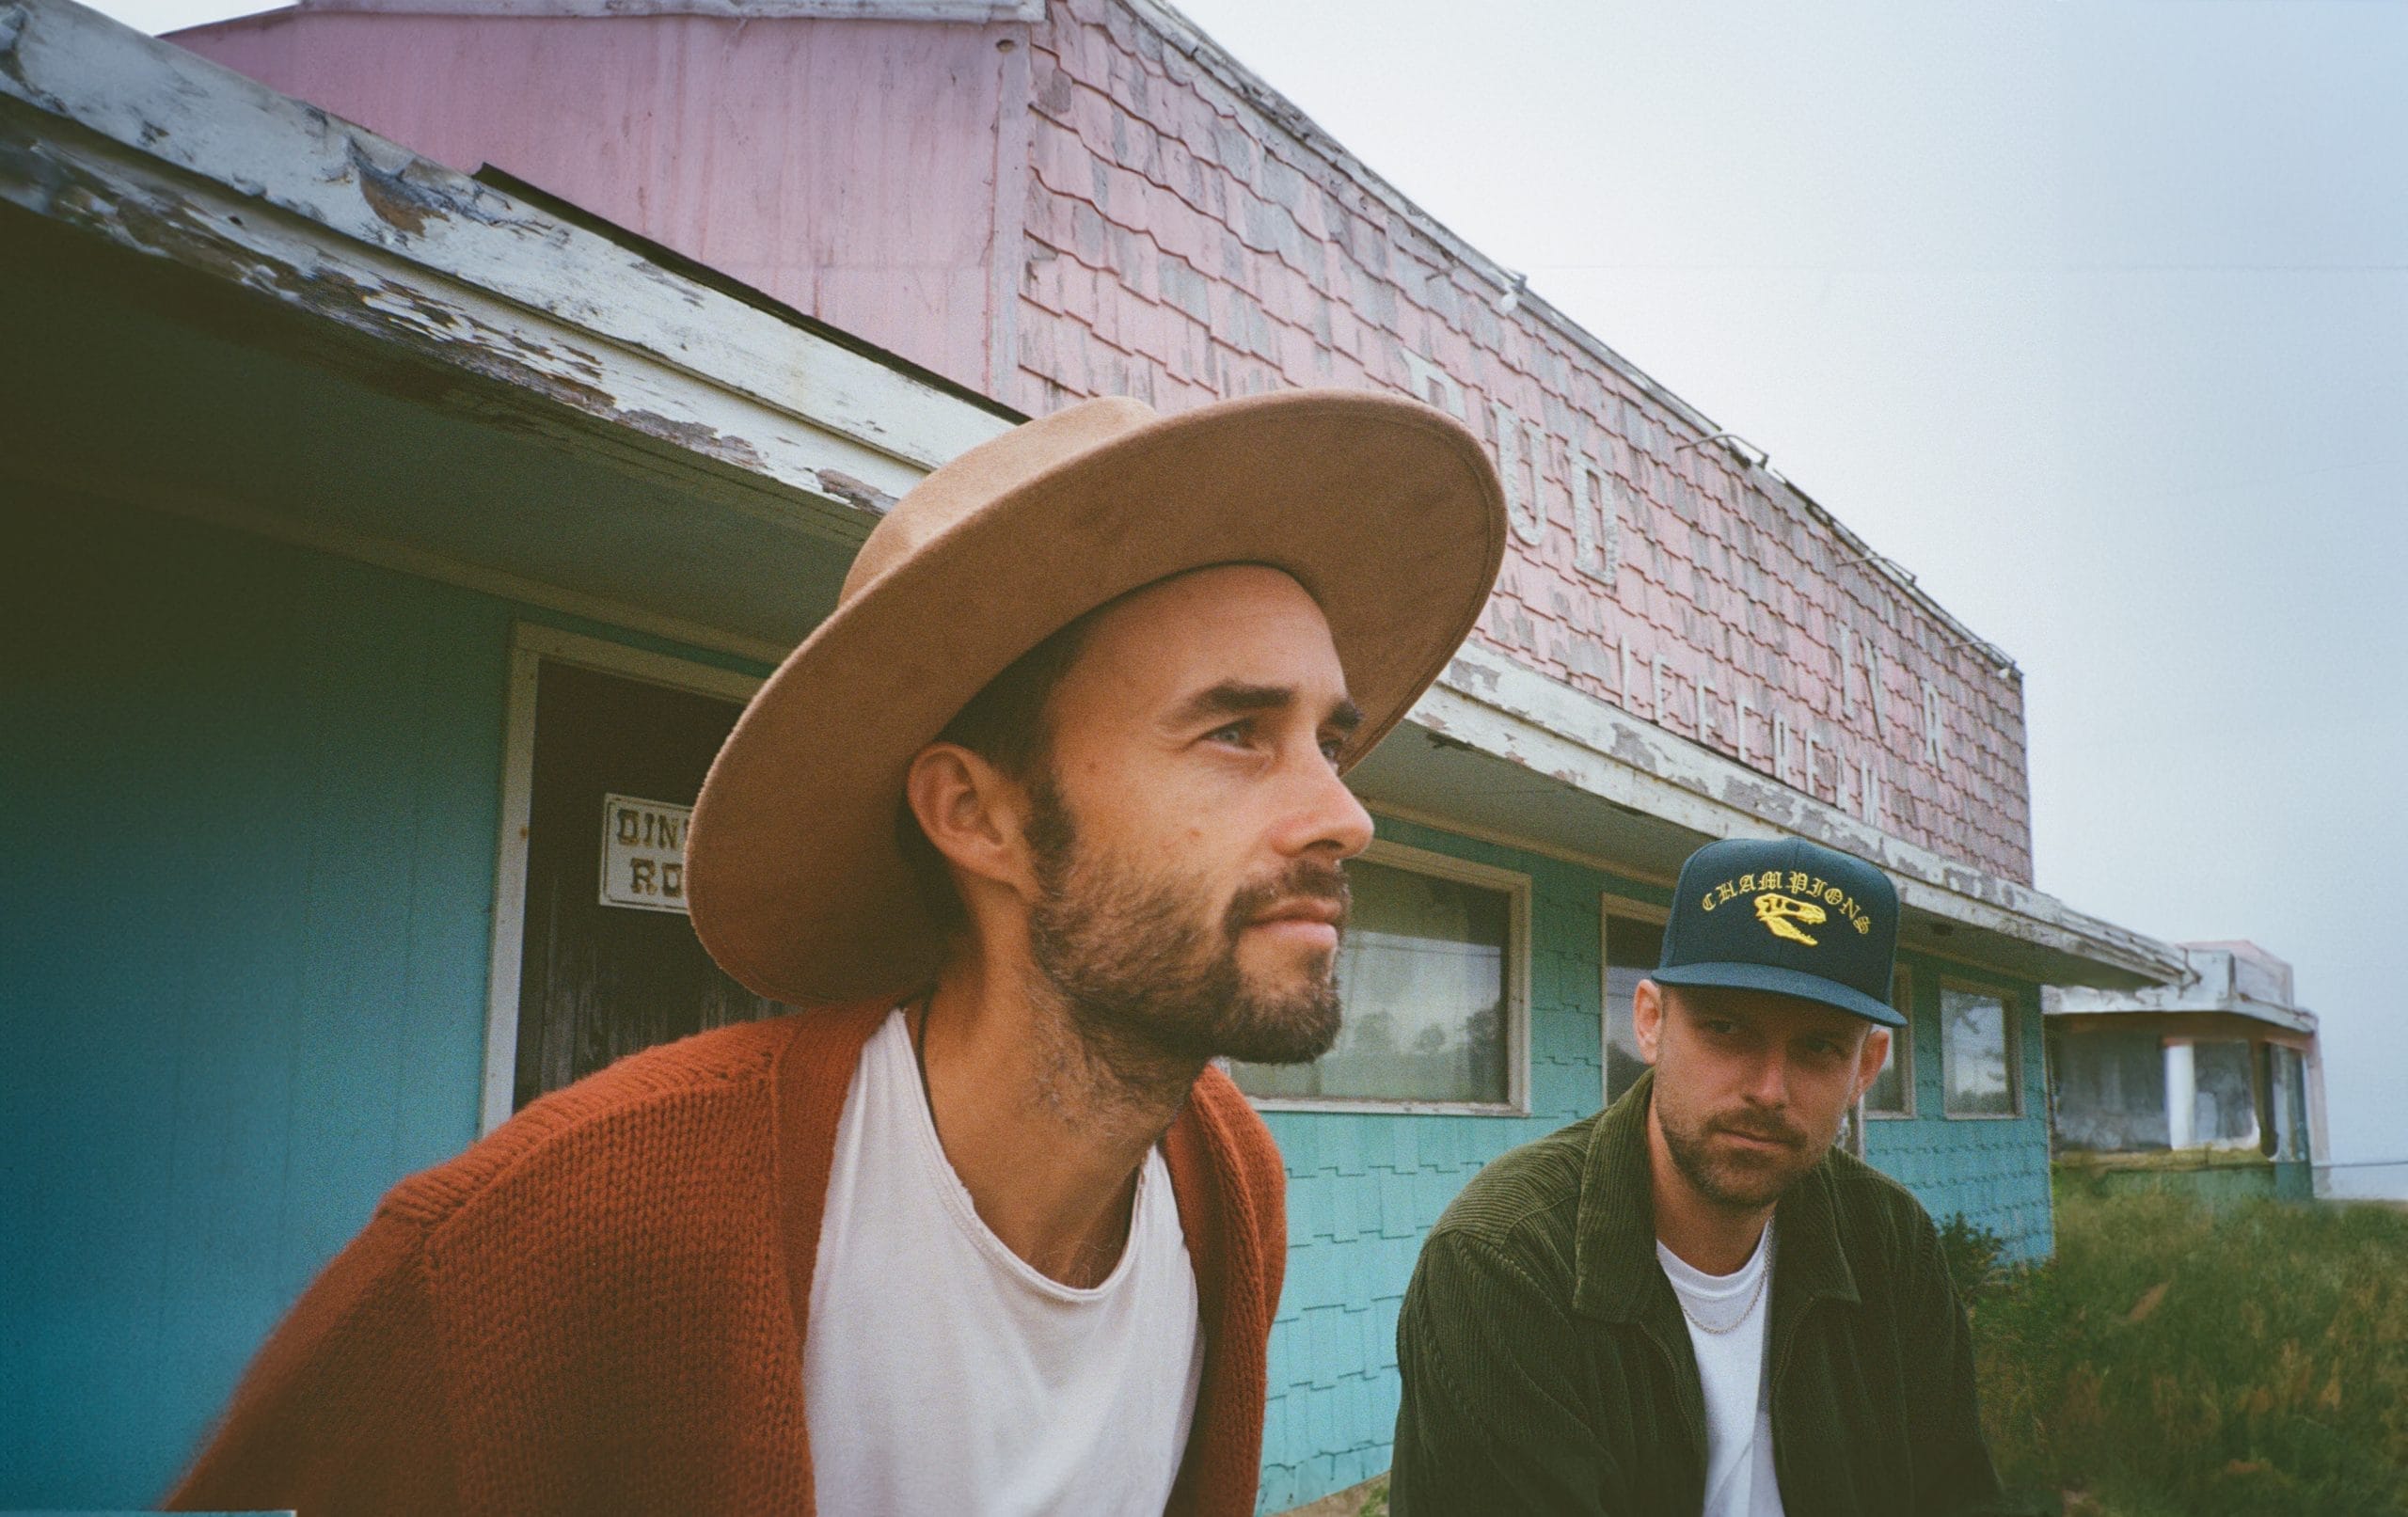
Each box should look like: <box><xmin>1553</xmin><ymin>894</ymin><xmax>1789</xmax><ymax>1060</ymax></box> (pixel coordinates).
<box><xmin>166</xmin><ymin>999</ymin><xmax>1288</xmax><ymax>1515</ymax></box>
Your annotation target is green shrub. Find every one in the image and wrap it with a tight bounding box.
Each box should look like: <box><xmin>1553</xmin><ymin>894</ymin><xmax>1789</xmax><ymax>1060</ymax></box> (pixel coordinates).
<box><xmin>1938</xmin><ymin>1211</ymin><xmax>2010</xmax><ymax>1305</ymax></box>
<box><xmin>1972</xmin><ymin>1188</ymin><xmax>2408</xmax><ymax>1517</ymax></box>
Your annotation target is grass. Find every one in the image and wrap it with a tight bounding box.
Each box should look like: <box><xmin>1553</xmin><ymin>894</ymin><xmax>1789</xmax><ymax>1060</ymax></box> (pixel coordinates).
<box><xmin>1966</xmin><ymin>1186</ymin><xmax>2408</xmax><ymax>1517</ymax></box>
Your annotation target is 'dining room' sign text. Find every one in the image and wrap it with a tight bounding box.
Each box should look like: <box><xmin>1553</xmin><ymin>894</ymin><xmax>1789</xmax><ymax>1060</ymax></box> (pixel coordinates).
<box><xmin>599</xmin><ymin>793</ymin><xmax>690</xmax><ymax>913</ymax></box>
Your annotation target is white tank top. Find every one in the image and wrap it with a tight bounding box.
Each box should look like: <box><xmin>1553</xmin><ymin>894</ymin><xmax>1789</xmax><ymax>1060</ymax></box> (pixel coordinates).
<box><xmin>1656</xmin><ymin>1224</ymin><xmax>1786</xmax><ymax>1517</ymax></box>
<box><xmin>803</xmin><ymin>1009</ymin><xmax>1205</xmax><ymax>1516</ymax></box>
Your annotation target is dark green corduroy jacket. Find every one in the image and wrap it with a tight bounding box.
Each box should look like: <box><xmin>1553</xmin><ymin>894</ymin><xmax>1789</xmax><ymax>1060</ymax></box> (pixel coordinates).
<box><xmin>1388</xmin><ymin>1070</ymin><xmax>2002</xmax><ymax>1516</ymax></box>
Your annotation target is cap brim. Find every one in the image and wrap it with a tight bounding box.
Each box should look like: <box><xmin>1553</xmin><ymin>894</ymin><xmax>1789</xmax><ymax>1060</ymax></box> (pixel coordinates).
<box><xmin>687</xmin><ymin>389</ymin><xmax>1506</xmax><ymax>1006</ymax></box>
<box><xmin>1649</xmin><ymin>962</ymin><xmax>1908</xmax><ymax>1028</ymax></box>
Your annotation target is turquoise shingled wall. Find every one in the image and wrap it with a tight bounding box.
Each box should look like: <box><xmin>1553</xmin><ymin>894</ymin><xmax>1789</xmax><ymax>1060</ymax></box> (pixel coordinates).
<box><xmin>1863</xmin><ymin>956</ymin><xmax>2056</xmax><ymax>1264</ymax></box>
<box><xmin>0</xmin><ymin>496</ymin><xmax>766</xmax><ymax>1506</ymax></box>
<box><xmin>4</xmin><ymin>498</ymin><xmax>510</xmax><ymax>1505</ymax></box>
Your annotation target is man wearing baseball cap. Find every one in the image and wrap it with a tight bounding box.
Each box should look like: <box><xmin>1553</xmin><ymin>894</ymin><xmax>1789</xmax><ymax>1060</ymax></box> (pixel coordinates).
<box><xmin>1388</xmin><ymin>837</ymin><xmax>2003</xmax><ymax>1516</ymax></box>
<box><xmin>170</xmin><ymin>391</ymin><xmax>1505</xmax><ymax>1516</ymax></box>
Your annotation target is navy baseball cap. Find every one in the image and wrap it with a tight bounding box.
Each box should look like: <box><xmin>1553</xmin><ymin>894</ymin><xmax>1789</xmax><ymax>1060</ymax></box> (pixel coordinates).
<box><xmin>1650</xmin><ymin>836</ymin><xmax>1905</xmax><ymax>1027</ymax></box>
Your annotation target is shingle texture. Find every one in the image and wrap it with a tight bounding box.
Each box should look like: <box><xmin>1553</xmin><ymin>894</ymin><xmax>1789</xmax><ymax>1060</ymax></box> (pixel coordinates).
<box><xmin>1020</xmin><ymin>0</ymin><xmax>2035</xmax><ymax>884</ymax></box>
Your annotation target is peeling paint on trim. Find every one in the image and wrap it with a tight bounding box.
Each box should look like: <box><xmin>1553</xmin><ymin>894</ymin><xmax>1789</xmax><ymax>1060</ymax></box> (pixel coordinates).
<box><xmin>1422</xmin><ymin>641</ymin><xmax>2186</xmax><ymax>985</ymax></box>
<box><xmin>0</xmin><ymin>0</ymin><xmax>1013</xmax><ymax>473</ymax></box>
<box><xmin>0</xmin><ymin>96</ymin><xmax>924</xmax><ymax>512</ymax></box>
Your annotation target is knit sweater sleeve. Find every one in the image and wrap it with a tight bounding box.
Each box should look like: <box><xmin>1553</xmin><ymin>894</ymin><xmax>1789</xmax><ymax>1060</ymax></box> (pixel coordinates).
<box><xmin>165</xmin><ymin>1206</ymin><xmax>459</xmax><ymax>1515</ymax></box>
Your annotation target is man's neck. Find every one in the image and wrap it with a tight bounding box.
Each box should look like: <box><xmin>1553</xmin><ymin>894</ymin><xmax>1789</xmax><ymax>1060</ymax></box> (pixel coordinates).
<box><xmin>1644</xmin><ymin>1100</ymin><xmax>1773</xmax><ymax>1277</ymax></box>
<box><xmin>915</xmin><ymin>957</ymin><xmax>1203</xmax><ymax>1288</ymax></box>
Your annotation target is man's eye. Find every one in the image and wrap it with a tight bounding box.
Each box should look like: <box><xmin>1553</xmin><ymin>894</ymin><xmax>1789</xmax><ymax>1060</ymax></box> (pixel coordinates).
<box><xmin>1319</xmin><ymin>736</ymin><xmax>1347</xmax><ymax>764</ymax></box>
<box><xmin>1207</xmin><ymin>722</ymin><xmax>1252</xmax><ymax>746</ymax></box>
<box><xmin>1703</xmin><ymin>1019</ymin><xmax>1739</xmax><ymax>1037</ymax></box>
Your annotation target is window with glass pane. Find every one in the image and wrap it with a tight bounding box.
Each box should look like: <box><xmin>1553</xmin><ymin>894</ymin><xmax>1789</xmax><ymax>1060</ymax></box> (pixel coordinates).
<box><xmin>1603</xmin><ymin>914</ymin><xmax>1665</xmax><ymax>1104</ymax></box>
<box><xmin>1941</xmin><ymin>985</ymin><xmax>2016</xmax><ymax>1116</ymax></box>
<box><xmin>1863</xmin><ymin>969</ymin><xmax>1913</xmax><ymax>1115</ymax></box>
<box><xmin>2269</xmin><ymin>1046</ymin><xmax>2309</xmax><ymax>1161</ymax></box>
<box><xmin>2052</xmin><ymin>1031</ymin><xmax>2169</xmax><ymax>1151</ymax></box>
<box><xmin>2188</xmin><ymin>1040</ymin><xmax>2258</xmax><ymax>1146</ymax></box>
<box><xmin>1229</xmin><ymin>855</ymin><xmax>1515</xmax><ymax>1105</ymax></box>
<box><xmin>2052</xmin><ymin>1035</ymin><xmax>2167</xmax><ymax>1150</ymax></box>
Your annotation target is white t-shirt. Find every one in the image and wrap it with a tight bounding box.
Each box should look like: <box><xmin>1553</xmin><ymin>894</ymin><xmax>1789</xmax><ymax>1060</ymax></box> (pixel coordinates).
<box><xmin>803</xmin><ymin>1009</ymin><xmax>1205</xmax><ymax>1516</ymax></box>
<box><xmin>1656</xmin><ymin>1224</ymin><xmax>1786</xmax><ymax>1517</ymax></box>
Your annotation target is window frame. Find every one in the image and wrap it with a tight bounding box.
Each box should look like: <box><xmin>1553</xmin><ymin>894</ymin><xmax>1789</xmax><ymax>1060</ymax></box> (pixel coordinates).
<box><xmin>2264</xmin><ymin>1042</ymin><xmax>2310</xmax><ymax>1161</ymax></box>
<box><xmin>1863</xmin><ymin>966</ymin><xmax>1917</xmax><ymax>1119</ymax></box>
<box><xmin>1239</xmin><ymin>837</ymin><xmax>1532</xmax><ymax>1117</ymax></box>
<box><xmin>1598</xmin><ymin>891</ymin><xmax>1671</xmax><ymax>1110</ymax></box>
<box><xmin>1938</xmin><ymin>975</ymin><xmax>2021</xmax><ymax>1120</ymax></box>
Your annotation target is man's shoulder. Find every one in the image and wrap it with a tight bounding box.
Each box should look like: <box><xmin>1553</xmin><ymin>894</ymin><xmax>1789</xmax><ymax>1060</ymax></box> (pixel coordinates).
<box><xmin>1419</xmin><ymin>1112</ymin><xmax>1598</xmax><ymax>1288</ymax></box>
<box><xmin>381</xmin><ymin>1011</ymin><xmax>841</xmax><ymax>1233</ymax></box>
<box><xmin>1816</xmin><ymin>1144</ymin><xmax>1949</xmax><ymax>1274</ymax></box>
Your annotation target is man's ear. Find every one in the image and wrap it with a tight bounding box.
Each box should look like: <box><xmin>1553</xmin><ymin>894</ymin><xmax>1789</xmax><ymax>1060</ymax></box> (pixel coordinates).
<box><xmin>1853</xmin><ymin>1026</ymin><xmax>1892</xmax><ymax>1101</ymax></box>
<box><xmin>1633</xmin><ymin>977</ymin><xmax>1665</xmax><ymax>1066</ymax></box>
<box><xmin>904</xmin><ymin>743</ymin><xmax>1038</xmax><ymax>902</ymax></box>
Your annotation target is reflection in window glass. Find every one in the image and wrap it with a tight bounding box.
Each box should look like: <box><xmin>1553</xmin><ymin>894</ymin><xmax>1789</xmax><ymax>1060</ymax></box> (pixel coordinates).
<box><xmin>1230</xmin><ymin>857</ymin><xmax>1512</xmax><ymax>1105</ymax></box>
<box><xmin>1941</xmin><ymin>986</ymin><xmax>2016</xmax><ymax>1116</ymax></box>
<box><xmin>1863</xmin><ymin>970</ymin><xmax>1913</xmax><ymax>1115</ymax></box>
<box><xmin>1604</xmin><ymin>915</ymin><xmax>1665</xmax><ymax>1104</ymax></box>
<box><xmin>2269</xmin><ymin>1046</ymin><xmax>2310</xmax><ymax>1161</ymax></box>
<box><xmin>2189</xmin><ymin>1040</ymin><xmax>2258</xmax><ymax>1146</ymax></box>
<box><xmin>2052</xmin><ymin>1031</ymin><xmax>2169</xmax><ymax>1151</ymax></box>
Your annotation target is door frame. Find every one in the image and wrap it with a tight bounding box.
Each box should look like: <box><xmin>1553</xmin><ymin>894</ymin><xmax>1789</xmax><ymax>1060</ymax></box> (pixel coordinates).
<box><xmin>479</xmin><ymin>623</ymin><xmax>765</xmax><ymax>1135</ymax></box>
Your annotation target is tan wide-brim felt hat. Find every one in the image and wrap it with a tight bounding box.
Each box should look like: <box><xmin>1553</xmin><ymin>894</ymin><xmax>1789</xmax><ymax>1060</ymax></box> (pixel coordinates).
<box><xmin>685</xmin><ymin>387</ymin><xmax>1507</xmax><ymax>1006</ymax></box>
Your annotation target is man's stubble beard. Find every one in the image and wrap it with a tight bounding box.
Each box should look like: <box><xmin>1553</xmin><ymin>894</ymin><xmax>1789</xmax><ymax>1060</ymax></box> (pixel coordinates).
<box><xmin>1651</xmin><ymin>1071</ymin><xmax>1831</xmax><ymax>1213</ymax></box>
<box><xmin>1022</xmin><ymin>773</ymin><xmax>1347</xmax><ymax>1078</ymax></box>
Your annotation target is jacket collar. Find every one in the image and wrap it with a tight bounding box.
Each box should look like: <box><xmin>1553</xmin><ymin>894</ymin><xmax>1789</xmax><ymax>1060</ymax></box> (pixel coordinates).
<box><xmin>1571</xmin><ymin>1068</ymin><xmax>1861</xmax><ymax>1324</ymax></box>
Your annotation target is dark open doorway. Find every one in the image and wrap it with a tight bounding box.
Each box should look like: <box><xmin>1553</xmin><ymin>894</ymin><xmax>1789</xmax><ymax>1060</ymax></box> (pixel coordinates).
<box><xmin>512</xmin><ymin>657</ymin><xmax>786</xmax><ymax>1111</ymax></box>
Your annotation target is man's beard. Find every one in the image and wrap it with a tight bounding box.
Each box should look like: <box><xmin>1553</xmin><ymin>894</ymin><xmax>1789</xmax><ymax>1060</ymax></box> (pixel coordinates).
<box><xmin>1022</xmin><ymin>775</ymin><xmax>1347</xmax><ymax>1068</ymax></box>
<box><xmin>1653</xmin><ymin>1081</ymin><xmax>1828</xmax><ymax>1212</ymax></box>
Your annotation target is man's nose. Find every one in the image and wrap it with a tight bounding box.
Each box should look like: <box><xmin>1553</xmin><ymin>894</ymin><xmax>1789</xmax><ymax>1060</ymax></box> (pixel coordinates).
<box><xmin>1743</xmin><ymin>1051</ymin><xmax>1793</xmax><ymax>1110</ymax></box>
<box><xmin>1280</xmin><ymin>747</ymin><xmax>1374</xmax><ymax>861</ymax></box>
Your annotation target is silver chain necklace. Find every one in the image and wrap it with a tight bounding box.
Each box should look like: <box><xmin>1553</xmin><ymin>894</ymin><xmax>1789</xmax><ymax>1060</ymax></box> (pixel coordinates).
<box><xmin>1671</xmin><ymin>1256</ymin><xmax>1769</xmax><ymax>1335</ymax></box>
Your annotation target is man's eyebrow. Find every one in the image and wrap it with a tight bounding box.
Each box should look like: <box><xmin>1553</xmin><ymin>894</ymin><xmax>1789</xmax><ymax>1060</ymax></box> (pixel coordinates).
<box><xmin>1171</xmin><ymin>682</ymin><xmax>1364</xmax><ymax>733</ymax></box>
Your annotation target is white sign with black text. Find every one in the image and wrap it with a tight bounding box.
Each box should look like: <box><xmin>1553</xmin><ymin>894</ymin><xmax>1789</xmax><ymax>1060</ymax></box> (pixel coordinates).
<box><xmin>599</xmin><ymin>793</ymin><xmax>691</xmax><ymax>913</ymax></box>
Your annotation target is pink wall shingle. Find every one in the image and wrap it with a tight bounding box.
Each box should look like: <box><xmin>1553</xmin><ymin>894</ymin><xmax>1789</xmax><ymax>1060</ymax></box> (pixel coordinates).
<box><xmin>1017</xmin><ymin>0</ymin><xmax>2033</xmax><ymax>882</ymax></box>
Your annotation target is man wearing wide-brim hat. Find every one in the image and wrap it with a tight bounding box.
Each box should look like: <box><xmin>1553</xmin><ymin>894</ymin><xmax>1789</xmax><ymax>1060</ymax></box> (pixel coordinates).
<box><xmin>1388</xmin><ymin>836</ymin><xmax>2004</xmax><ymax>1516</ymax></box>
<box><xmin>170</xmin><ymin>390</ymin><xmax>1506</xmax><ymax>1516</ymax></box>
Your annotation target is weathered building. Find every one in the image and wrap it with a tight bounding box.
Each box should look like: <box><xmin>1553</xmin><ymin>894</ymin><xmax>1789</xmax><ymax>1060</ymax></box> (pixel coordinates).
<box><xmin>2049</xmin><ymin>941</ymin><xmax>2329</xmax><ymax>1203</ymax></box>
<box><xmin>6</xmin><ymin>0</ymin><xmax>2194</xmax><ymax>1510</ymax></box>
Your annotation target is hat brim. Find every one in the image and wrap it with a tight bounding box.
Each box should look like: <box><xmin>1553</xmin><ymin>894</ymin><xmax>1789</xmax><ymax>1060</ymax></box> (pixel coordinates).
<box><xmin>687</xmin><ymin>389</ymin><xmax>1507</xmax><ymax>1005</ymax></box>
<box><xmin>1649</xmin><ymin>962</ymin><xmax>1908</xmax><ymax>1028</ymax></box>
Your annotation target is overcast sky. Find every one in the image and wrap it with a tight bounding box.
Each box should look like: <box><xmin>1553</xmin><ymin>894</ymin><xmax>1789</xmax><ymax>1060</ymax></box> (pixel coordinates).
<box><xmin>1152</xmin><ymin>0</ymin><xmax>2408</xmax><ymax>1190</ymax></box>
<box><xmin>97</xmin><ymin>0</ymin><xmax>2407</xmax><ymax>1190</ymax></box>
